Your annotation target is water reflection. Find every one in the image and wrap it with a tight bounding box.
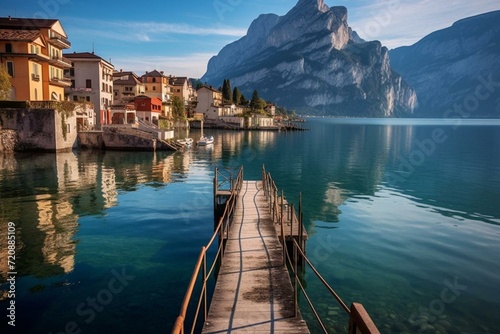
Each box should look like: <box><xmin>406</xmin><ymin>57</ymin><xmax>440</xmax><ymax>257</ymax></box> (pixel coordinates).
<box><xmin>293</xmin><ymin>121</ymin><xmax>500</xmax><ymax>227</ymax></box>
<box><xmin>0</xmin><ymin>150</ymin><xmax>189</xmax><ymax>280</ymax></box>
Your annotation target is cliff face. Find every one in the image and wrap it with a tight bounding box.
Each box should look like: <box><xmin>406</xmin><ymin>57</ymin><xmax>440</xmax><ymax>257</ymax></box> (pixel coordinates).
<box><xmin>201</xmin><ymin>0</ymin><xmax>417</xmax><ymax>116</ymax></box>
<box><xmin>390</xmin><ymin>11</ymin><xmax>500</xmax><ymax>117</ymax></box>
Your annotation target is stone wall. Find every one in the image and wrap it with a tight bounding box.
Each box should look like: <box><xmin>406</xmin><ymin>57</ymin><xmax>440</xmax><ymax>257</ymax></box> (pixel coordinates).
<box><xmin>0</xmin><ymin>129</ymin><xmax>16</xmax><ymax>152</ymax></box>
<box><xmin>0</xmin><ymin>108</ymin><xmax>77</xmax><ymax>152</ymax></box>
<box><xmin>78</xmin><ymin>131</ymin><xmax>104</xmax><ymax>149</ymax></box>
<box><xmin>102</xmin><ymin>126</ymin><xmax>157</xmax><ymax>151</ymax></box>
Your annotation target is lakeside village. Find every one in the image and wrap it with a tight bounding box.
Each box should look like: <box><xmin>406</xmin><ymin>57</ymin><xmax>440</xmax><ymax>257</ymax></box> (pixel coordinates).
<box><xmin>0</xmin><ymin>17</ymin><xmax>303</xmax><ymax>153</ymax></box>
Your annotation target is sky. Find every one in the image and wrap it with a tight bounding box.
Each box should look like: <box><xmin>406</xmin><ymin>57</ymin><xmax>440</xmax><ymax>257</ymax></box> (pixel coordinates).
<box><xmin>1</xmin><ymin>0</ymin><xmax>499</xmax><ymax>79</ymax></box>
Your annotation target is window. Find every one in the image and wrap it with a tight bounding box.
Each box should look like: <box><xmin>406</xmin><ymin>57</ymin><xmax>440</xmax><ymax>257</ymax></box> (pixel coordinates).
<box><xmin>73</xmin><ymin>95</ymin><xmax>78</xmax><ymax>102</ymax></box>
<box><xmin>86</xmin><ymin>79</ymin><xmax>92</xmax><ymax>88</ymax></box>
<box><xmin>86</xmin><ymin>96</ymin><xmax>90</xmax><ymax>102</ymax></box>
<box><xmin>71</xmin><ymin>80</ymin><xmax>75</xmax><ymax>88</ymax></box>
<box><xmin>152</xmin><ymin>78</ymin><xmax>156</xmax><ymax>83</ymax></box>
<box><xmin>102</xmin><ymin>83</ymin><xmax>105</xmax><ymax>92</ymax></box>
<box><xmin>6</xmin><ymin>61</ymin><xmax>14</xmax><ymax>77</ymax></box>
<box><xmin>66</xmin><ymin>123</ymin><xmax>71</xmax><ymax>135</ymax></box>
<box><xmin>153</xmin><ymin>86</ymin><xmax>156</xmax><ymax>91</ymax></box>
<box><xmin>69</xmin><ymin>68</ymin><xmax>75</xmax><ymax>76</ymax></box>
<box><xmin>5</xmin><ymin>43</ymin><xmax>12</xmax><ymax>53</ymax></box>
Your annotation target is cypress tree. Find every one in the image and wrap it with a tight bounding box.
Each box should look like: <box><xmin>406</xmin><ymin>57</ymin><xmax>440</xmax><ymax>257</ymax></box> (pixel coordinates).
<box><xmin>232</xmin><ymin>87</ymin><xmax>241</xmax><ymax>105</ymax></box>
<box><xmin>222</xmin><ymin>79</ymin><xmax>232</xmax><ymax>103</ymax></box>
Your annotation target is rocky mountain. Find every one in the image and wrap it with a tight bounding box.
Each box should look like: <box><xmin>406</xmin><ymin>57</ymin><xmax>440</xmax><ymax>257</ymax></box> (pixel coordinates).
<box><xmin>390</xmin><ymin>11</ymin><xmax>500</xmax><ymax>117</ymax></box>
<box><xmin>201</xmin><ymin>0</ymin><xmax>417</xmax><ymax>117</ymax></box>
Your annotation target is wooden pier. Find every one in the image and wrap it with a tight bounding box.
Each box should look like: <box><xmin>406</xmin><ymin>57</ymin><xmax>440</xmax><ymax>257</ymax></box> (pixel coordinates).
<box><xmin>202</xmin><ymin>180</ymin><xmax>309</xmax><ymax>333</ymax></box>
<box><xmin>172</xmin><ymin>166</ymin><xmax>380</xmax><ymax>334</ymax></box>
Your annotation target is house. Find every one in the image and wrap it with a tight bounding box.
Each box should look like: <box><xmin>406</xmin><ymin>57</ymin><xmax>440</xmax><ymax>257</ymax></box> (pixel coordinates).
<box><xmin>141</xmin><ymin>70</ymin><xmax>172</xmax><ymax>118</ymax></box>
<box><xmin>0</xmin><ymin>17</ymin><xmax>72</xmax><ymax>101</ymax></box>
<box><xmin>265</xmin><ymin>103</ymin><xmax>276</xmax><ymax>116</ymax></box>
<box><xmin>195</xmin><ymin>85</ymin><xmax>223</xmax><ymax>120</ymax></box>
<box><xmin>109</xmin><ymin>103</ymin><xmax>136</xmax><ymax>125</ymax></box>
<box><xmin>169</xmin><ymin>76</ymin><xmax>190</xmax><ymax>102</ymax></box>
<box><xmin>113</xmin><ymin>70</ymin><xmax>145</xmax><ymax>104</ymax></box>
<box><xmin>133</xmin><ymin>95</ymin><xmax>162</xmax><ymax>125</ymax></box>
<box><xmin>63</xmin><ymin>52</ymin><xmax>114</xmax><ymax>128</ymax></box>
<box><xmin>222</xmin><ymin>103</ymin><xmax>244</xmax><ymax>117</ymax></box>
<box><xmin>248</xmin><ymin>114</ymin><xmax>276</xmax><ymax>129</ymax></box>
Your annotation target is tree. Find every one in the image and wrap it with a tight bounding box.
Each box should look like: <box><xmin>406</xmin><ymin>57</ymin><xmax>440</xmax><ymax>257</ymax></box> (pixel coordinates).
<box><xmin>172</xmin><ymin>96</ymin><xmax>186</xmax><ymax>120</ymax></box>
<box><xmin>240</xmin><ymin>94</ymin><xmax>248</xmax><ymax>106</ymax></box>
<box><xmin>232</xmin><ymin>87</ymin><xmax>241</xmax><ymax>105</ymax></box>
<box><xmin>222</xmin><ymin>79</ymin><xmax>232</xmax><ymax>103</ymax></box>
<box><xmin>257</xmin><ymin>98</ymin><xmax>267</xmax><ymax>112</ymax></box>
<box><xmin>250</xmin><ymin>89</ymin><xmax>260</xmax><ymax>111</ymax></box>
<box><xmin>0</xmin><ymin>66</ymin><xmax>11</xmax><ymax>100</ymax></box>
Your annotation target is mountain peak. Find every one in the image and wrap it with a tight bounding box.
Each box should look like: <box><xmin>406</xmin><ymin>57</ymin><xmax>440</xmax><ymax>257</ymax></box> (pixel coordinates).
<box><xmin>294</xmin><ymin>0</ymin><xmax>329</xmax><ymax>13</ymax></box>
<box><xmin>201</xmin><ymin>0</ymin><xmax>417</xmax><ymax>116</ymax></box>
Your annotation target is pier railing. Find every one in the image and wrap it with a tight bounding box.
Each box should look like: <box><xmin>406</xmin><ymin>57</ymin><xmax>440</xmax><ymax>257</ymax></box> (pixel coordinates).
<box><xmin>172</xmin><ymin>167</ymin><xmax>244</xmax><ymax>334</ymax></box>
<box><xmin>262</xmin><ymin>165</ymin><xmax>380</xmax><ymax>334</ymax></box>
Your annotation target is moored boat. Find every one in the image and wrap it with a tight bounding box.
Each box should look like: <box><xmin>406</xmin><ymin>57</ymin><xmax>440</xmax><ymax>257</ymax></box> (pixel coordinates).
<box><xmin>197</xmin><ymin>135</ymin><xmax>214</xmax><ymax>146</ymax></box>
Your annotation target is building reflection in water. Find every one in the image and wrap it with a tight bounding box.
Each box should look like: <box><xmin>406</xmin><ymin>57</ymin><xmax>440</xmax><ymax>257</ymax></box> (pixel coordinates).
<box><xmin>0</xmin><ymin>149</ymin><xmax>185</xmax><ymax>280</ymax></box>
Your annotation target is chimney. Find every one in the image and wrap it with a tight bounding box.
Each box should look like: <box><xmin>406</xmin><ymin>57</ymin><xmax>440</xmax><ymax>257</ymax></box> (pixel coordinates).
<box><xmin>160</xmin><ymin>71</ymin><xmax>164</xmax><ymax>75</ymax></box>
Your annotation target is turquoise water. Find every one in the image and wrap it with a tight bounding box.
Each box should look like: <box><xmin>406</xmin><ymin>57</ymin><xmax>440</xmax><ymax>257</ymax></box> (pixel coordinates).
<box><xmin>1</xmin><ymin>118</ymin><xmax>500</xmax><ymax>333</ymax></box>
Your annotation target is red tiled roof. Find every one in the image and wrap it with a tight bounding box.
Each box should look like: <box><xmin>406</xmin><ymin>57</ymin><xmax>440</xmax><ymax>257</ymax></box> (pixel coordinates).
<box><xmin>64</xmin><ymin>52</ymin><xmax>114</xmax><ymax>67</ymax></box>
<box><xmin>0</xmin><ymin>29</ymin><xmax>40</xmax><ymax>41</ymax></box>
<box><xmin>0</xmin><ymin>17</ymin><xmax>58</xmax><ymax>29</ymax></box>
<box><xmin>64</xmin><ymin>52</ymin><xmax>103</xmax><ymax>59</ymax></box>
<box><xmin>141</xmin><ymin>70</ymin><xmax>167</xmax><ymax>78</ymax></box>
<box><xmin>170</xmin><ymin>77</ymin><xmax>188</xmax><ymax>86</ymax></box>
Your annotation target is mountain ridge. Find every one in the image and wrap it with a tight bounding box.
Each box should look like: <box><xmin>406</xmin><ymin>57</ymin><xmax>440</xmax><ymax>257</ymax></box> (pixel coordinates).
<box><xmin>389</xmin><ymin>10</ymin><xmax>500</xmax><ymax>117</ymax></box>
<box><xmin>201</xmin><ymin>0</ymin><xmax>417</xmax><ymax>117</ymax></box>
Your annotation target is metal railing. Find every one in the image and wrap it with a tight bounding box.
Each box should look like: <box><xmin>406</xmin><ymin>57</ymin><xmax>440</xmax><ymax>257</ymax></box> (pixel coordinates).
<box><xmin>172</xmin><ymin>167</ymin><xmax>244</xmax><ymax>334</ymax></box>
<box><xmin>261</xmin><ymin>165</ymin><xmax>380</xmax><ymax>334</ymax></box>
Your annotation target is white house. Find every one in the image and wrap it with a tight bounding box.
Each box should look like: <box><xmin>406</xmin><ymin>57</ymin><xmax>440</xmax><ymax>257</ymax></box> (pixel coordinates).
<box><xmin>195</xmin><ymin>85</ymin><xmax>223</xmax><ymax>120</ymax></box>
<box><xmin>64</xmin><ymin>52</ymin><xmax>114</xmax><ymax>128</ymax></box>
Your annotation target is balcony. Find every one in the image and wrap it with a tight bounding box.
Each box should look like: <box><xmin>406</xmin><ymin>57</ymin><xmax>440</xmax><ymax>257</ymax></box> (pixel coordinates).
<box><xmin>31</xmin><ymin>73</ymin><xmax>40</xmax><ymax>82</ymax></box>
<box><xmin>50</xmin><ymin>56</ymin><xmax>72</xmax><ymax>68</ymax></box>
<box><xmin>49</xmin><ymin>33</ymin><xmax>71</xmax><ymax>49</ymax></box>
<box><xmin>70</xmin><ymin>87</ymin><xmax>94</xmax><ymax>93</ymax></box>
<box><xmin>50</xmin><ymin>77</ymin><xmax>72</xmax><ymax>87</ymax></box>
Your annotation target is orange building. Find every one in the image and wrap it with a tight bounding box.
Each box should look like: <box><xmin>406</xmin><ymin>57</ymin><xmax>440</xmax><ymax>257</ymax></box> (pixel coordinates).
<box><xmin>0</xmin><ymin>17</ymin><xmax>71</xmax><ymax>101</ymax></box>
<box><xmin>133</xmin><ymin>95</ymin><xmax>162</xmax><ymax>124</ymax></box>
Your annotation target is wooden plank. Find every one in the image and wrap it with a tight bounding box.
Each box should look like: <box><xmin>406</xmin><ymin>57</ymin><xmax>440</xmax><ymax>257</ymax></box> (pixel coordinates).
<box><xmin>203</xmin><ymin>181</ymin><xmax>309</xmax><ymax>334</ymax></box>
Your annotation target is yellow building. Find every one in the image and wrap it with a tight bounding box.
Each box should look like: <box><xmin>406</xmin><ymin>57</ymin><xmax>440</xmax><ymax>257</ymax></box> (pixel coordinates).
<box><xmin>141</xmin><ymin>70</ymin><xmax>173</xmax><ymax>118</ymax></box>
<box><xmin>0</xmin><ymin>17</ymin><xmax>72</xmax><ymax>101</ymax></box>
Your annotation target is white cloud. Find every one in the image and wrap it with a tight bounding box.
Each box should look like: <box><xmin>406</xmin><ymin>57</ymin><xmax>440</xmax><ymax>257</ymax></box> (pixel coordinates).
<box><xmin>346</xmin><ymin>0</ymin><xmax>500</xmax><ymax>48</ymax></box>
<box><xmin>64</xmin><ymin>17</ymin><xmax>246</xmax><ymax>43</ymax></box>
<box><xmin>111</xmin><ymin>53</ymin><xmax>215</xmax><ymax>79</ymax></box>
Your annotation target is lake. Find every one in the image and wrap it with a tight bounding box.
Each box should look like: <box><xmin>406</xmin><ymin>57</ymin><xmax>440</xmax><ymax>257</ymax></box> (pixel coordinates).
<box><xmin>1</xmin><ymin>118</ymin><xmax>499</xmax><ymax>333</ymax></box>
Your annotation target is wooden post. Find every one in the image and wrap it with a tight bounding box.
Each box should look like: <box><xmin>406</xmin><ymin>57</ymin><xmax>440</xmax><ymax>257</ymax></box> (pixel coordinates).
<box><xmin>298</xmin><ymin>193</ymin><xmax>302</xmax><ymax>255</ymax></box>
<box><xmin>203</xmin><ymin>251</ymin><xmax>207</xmax><ymax>321</ymax></box>
<box><xmin>293</xmin><ymin>235</ymin><xmax>298</xmax><ymax>318</ymax></box>
<box><xmin>348</xmin><ymin>303</ymin><xmax>380</xmax><ymax>334</ymax></box>
<box><xmin>281</xmin><ymin>190</ymin><xmax>285</xmax><ymax>266</ymax></box>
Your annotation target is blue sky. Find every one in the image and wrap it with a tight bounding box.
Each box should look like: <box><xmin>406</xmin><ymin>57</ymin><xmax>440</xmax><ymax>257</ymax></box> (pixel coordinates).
<box><xmin>1</xmin><ymin>0</ymin><xmax>499</xmax><ymax>78</ymax></box>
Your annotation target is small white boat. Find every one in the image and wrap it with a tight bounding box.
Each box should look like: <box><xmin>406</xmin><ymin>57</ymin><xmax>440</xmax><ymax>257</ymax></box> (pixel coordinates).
<box><xmin>197</xmin><ymin>135</ymin><xmax>214</xmax><ymax>146</ymax></box>
<box><xmin>177</xmin><ymin>138</ymin><xmax>194</xmax><ymax>146</ymax></box>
